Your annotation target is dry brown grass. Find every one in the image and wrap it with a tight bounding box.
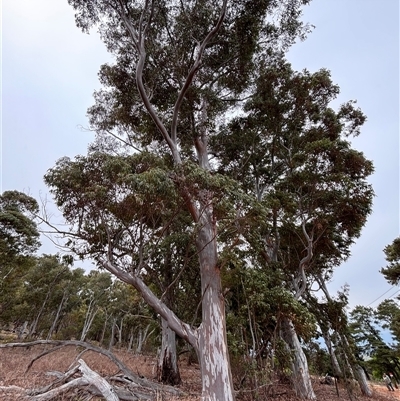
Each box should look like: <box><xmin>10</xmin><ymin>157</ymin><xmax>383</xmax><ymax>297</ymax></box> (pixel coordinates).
<box><xmin>0</xmin><ymin>345</ymin><xmax>399</xmax><ymax>401</ymax></box>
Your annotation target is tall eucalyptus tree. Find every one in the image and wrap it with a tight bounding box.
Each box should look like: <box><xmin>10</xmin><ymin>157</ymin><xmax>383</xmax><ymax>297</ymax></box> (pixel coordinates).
<box><xmin>46</xmin><ymin>1</ymin><xmax>311</xmax><ymax>399</ymax></box>
<box><xmin>212</xmin><ymin>60</ymin><xmax>374</xmax><ymax>398</ymax></box>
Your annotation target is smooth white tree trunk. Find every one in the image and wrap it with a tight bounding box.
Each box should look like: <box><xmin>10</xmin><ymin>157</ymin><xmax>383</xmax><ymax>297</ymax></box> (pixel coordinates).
<box><xmin>108</xmin><ymin>318</ymin><xmax>116</xmax><ymax>350</ymax></box>
<box><xmin>80</xmin><ymin>299</ymin><xmax>98</xmax><ymax>342</ymax></box>
<box><xmin>281</xmin><ymin>317</ymin><xmax>316</xmax><ymax>400</ymax></box>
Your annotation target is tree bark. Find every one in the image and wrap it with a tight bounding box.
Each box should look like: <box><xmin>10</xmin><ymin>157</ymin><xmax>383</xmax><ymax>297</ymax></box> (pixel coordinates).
<box><xmin>80</xmin><ymin>297</ymin><xmax>98</xmax><ymax>341</ymax></box>
<box><xmin>47</xmin><ymin>291</ymin><xmax>68</xmax><ymax>340</ymax></box>
<box><xmin>321</xmin><ymin>331</ymin><xmax>342</xmax><ymax>378</ymax></box>
<box><xmin>281</xmin><ymin>317</ymin><xmax>316</xmax><ymax>400</ymax></box>
<box><xmin>136</xmin><ymin>323</ymin><xmax>152</xmax><ymax>354</ymax></box>
<box><xmin>196</xmin><ymin>214</ymin><xmax>235</xmax><ymax>401</ymax></box>
<box><xmin>354</xmin><ymin>365</ymin><xmax>372</xmax><ymax>397</ymax></box>
<box><xmin>78</xmin><ymin>359</ymin><xmax>119</xmax><ymax>401</ymax></box>
<box><xmin>157</xmin><ymin>318</ymin><xmax>181</xmax><ymax>385</ymax></box>
<box><xmin>108</xmin><ymin>318</ymin><xmax>116</xmax><ymax>350</ymax></box>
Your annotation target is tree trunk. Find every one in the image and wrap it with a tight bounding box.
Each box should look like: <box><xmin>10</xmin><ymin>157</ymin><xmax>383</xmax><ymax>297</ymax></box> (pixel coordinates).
<box><xmin>80</xmin><ymin>298</ymin><xmax>98</xmax><ymax>342</ymax></box>
<box><xmin>136</xmin><ymin>324</ymin><xmax>149</xmax><ymax>354</ymax></box>
<box><xmin>336</xmin><ymin>333</ymin><xmax>355</xmax><ymax>379</ymax></box>
<box><xmin>108</xmin><ymin>318</ymin><xmax>116</xmax><ymax>351</ymax></box>
<box><xmin>196</xmin><ymin>216</ymin><xmax>235</xmax><ymax>401</ymax></box>
<box><xmin>322</xmin><ymin>331</ymin><xmax>342</xmax><ymax>378</ymax></box>
<box><xmin>354</xmin><ymin>365</ymin><xmax>372</xmax><ymax>397</ymax></box>
<box><xmin>128</xmin><ymin>328</ymin><xmax>134</xmax><ymax>352</ymax></box>
<box><xmin>157</xmin><ymin>318</ymin><xmax>181</xmax><ymax>385</ymax></box>
<box><xmin>99</xmin><ymin>312</ymin><xmax>109</xmax><ymax>346</ymax></box>
<box><xmin>117</xmin><ymin>317</ymin><xmax>123</xmax><ymax>347</ymax></box>
<box><xmin>281</xmin><ymin>317</ymin><xmax>316</xmax><ymax>400</ymax></box>
<box><xmin>16</xmin><ymin>321</ymin><xmax>28</xmax><ymax>340</ymax></box>
<box><xmin>29</xmin><ymin>296</ymin><xmax>49</xmax><ymax>338</ymax></box>
<box><xmin>47</xmin><ymin>291</ymin><xmax>68</xmax><ymax>340</ymax></box>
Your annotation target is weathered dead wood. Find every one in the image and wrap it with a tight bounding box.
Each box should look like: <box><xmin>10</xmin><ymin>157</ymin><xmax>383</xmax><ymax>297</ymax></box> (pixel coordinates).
<box><xmin>0</xmin><ymin>385</ymin><xmax>29</xmax><ymax>400</ymax></box>
<box><xmin>29</xmin><ymin>365</ymin><xmax>80</xmax><ymax>396</ymax></box>
<box><xmin>28</xmin><ymin>377</ymin><xmax>90</xmax><ymax>401</ymax></box>
<box><xmin>78</xmin><ymin>359</ymin><xmax>119</xmax><ymax>400</ymax></box>
<box><xmin>0</xmin><ymin>340</ymin><xmax>184</xmax><ymax>399</ymax></box>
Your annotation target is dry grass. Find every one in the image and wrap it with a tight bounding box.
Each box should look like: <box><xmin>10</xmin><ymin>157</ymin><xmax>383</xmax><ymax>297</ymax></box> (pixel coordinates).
<box><xmin>0</xmin><ymin>345</ymin><xmax>399</xmax><ymax>401</ymax></box>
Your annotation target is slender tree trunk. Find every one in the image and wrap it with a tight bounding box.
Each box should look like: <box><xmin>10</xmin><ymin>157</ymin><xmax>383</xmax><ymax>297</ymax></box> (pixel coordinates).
<box><xmin>16</xmin><ymin>321</ymin><xmax>28</xmax><ymax>340</ymax></box>
<box><xmin>157</xmin><ymin>318</ymin><xmax>181</xmax><ymax>385</ymax></box>
<box><xmin>29</xmin><ymin>293</ymin><xmax>51</xmax><ymax>337</ymax></box>
<box><xmin>117</xmin><ymin>317</ymin><xmax>123</xmax><ymax>347</ymax></box>
<box><xmin>281</xmin><ymin>317</ymin><xmax>316</xmax><ymax>400</ymax></box>
<box><xmin>136</xmin><ymin>323</ymin><xmax>152</xmax><ymax>354</ymax></box>
<box><xmin>99</xmin><ymin>312</ymin><xmax>109</xmax><ymax>346</ymax></box>
<box><xmin>157</xmin><ymin>242</ymin><xmax>181</xmax><ymax>385</ymax></box>
<box><xmin>322</xmin><ymin>331</ymin><xmax>342</xmax><ymax>378</ymax></box>
<box><xmin>80</xmin><ymin>298</ymin><xmax>98</xmax><ymax>342</ymax></box>
<box><xmin>108</xmin><ymin>318</ymin><xmax>116</xmax><ymax>351</ymax></box>
<box><xmin>47</xmin><ymin>291</ymin><xmax>68</xmax><ymax>340</ymax></box>
<box><xmin>128</xmin><ymin>328</ymin><xmax>134</xmax><ymax>352</ymax></box>
<box><xmin>336</xmin><ymin>333</ymin><xmax>355</xmax><ymax>379</ymax></box>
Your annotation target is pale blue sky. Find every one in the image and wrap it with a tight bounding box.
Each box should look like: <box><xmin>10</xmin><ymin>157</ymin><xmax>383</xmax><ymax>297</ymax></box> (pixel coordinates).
<box><xmin>2</xmin><ymin>0</ymin><xmax>399</xmax><ymax>309</ymax></box>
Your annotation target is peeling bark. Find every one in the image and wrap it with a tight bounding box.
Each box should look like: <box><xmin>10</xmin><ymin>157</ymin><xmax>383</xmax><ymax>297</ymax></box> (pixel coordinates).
<box><xmin>157</xmin><ymin>318</ymin><xmax>181</xmax><ymax>385</ymax></box>
<box><xmin>196</xmin><ymin>214</ymin><xmax>235</xmax><ymax>401</ymax></box>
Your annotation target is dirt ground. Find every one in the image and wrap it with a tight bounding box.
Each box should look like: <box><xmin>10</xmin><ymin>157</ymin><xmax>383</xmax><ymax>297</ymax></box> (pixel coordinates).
<box><xmin>0</xmin><ymin>345</ymin><xmax>399</xmax><ymax>400</ymax></box>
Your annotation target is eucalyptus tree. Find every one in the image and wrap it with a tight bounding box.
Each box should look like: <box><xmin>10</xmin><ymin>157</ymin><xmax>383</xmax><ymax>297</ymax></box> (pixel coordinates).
<box><xmin>78</xmin><ymin>270</ymin><xmax>113</xmax><ymax>341</ymax></box>
<box><xmin>0</xmin><ymin>191</ymin><xmax>40</xmax><ymax>320</ymax></box>
<box><xmin>46</xmin><ymin>1</ymin><xmax>312</xmax><ymax>399</ymax></box>
<box><xmin>0</xmin><ymin>190</ymin><xmax>40</xmax><ymax>258</ymax></box>
<box><xmin>46</xmin><ymin>266</ymin><xmax>87</xmax><ymax>340</ymax></box>
<box><xmin>212</xmin><ymin>60</ymin><xmax>374</xmax><ymax>397</ymax></box>
<box><xmin>16</xmin><ymin>255</ymin><xmax>72</xmax><ymax>338</ymax></box>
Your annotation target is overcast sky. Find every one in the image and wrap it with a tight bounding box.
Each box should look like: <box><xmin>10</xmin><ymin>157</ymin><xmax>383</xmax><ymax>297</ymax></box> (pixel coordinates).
<box><xmin>2</xmin><ymin>0</ymin><xmax>399</xmax><ymax>310</ymax></box>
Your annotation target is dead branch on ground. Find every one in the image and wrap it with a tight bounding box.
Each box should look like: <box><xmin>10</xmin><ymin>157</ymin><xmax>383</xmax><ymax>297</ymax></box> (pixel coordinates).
<box><xmin>0</xmin><ymin>340</ymin><xmax>184</xmax><ymax>400</ymax></box>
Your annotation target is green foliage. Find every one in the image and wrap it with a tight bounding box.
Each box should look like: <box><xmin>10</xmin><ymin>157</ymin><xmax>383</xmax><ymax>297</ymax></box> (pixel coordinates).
<box><xmin>0</xmin><ymin>191</ymin><xmax>41</xmax><ymax>321</ymax></box>
<box><xmin>0</xmin><ymin>191</ymin><xmax>40</xmax><ymax>257</ymax></box>
<box><xmin>349</xmin><ymin>304</ymin><xmax>400</xmax><ymax>380</ymax></box>
<box><xmin>304</xmin><ymin>341</ymin><xmax>332</xmax><ymax>376</ymax></box>
<box><xmin>376</xmin><ymin>299</ymin><xmax>400</xmax><ymax>344</ymax></box>
<box><xmin>381</xmin><ymin>237</ymin><xmax>400</xmax><ymax>285</ymax></box>
<box><xmin>213</xmin><ymin>61</ymin><xmax>374</xmax><ymax>277</ymax></box>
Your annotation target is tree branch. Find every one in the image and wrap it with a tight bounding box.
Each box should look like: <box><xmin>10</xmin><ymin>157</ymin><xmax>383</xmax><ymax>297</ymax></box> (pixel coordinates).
<box><xmin>101</xmin><ymin>259</ymin><xmax>199</xmax><ymax>348</ymax></box>
<box><xmin>170</xmin><ymin>0</ymin><xmax>228</xmax><ymax>144</ymax></box>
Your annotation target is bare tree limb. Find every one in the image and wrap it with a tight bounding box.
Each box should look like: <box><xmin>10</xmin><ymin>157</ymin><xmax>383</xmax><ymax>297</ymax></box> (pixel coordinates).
<box><xmin>78</xmin><ymin>359</ymin><xmax>119</xmax><ymax>401</ymax></box>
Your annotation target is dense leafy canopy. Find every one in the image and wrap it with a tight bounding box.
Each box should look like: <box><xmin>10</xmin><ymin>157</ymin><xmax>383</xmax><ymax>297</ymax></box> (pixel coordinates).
<box><xmin>0</xmin><ymin>191</ymin><xmax>40</xmax><ymax>257</ymax></box>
